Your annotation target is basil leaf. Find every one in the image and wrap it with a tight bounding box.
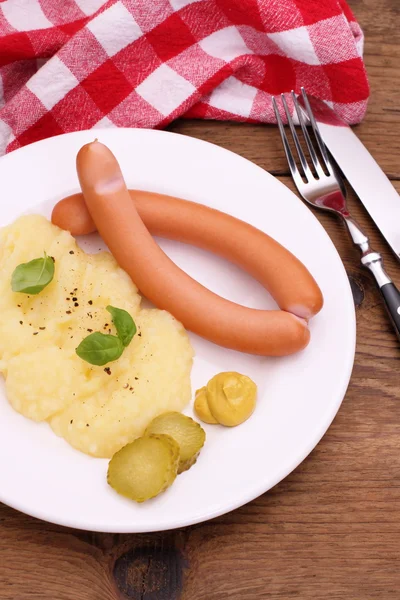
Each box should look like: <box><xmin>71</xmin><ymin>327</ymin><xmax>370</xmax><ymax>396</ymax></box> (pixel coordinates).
<box><xmin>76</xmin><ymin>332</ymin><xmax>124</xmax><ymax>366</ymax></box>
<box><xmin>11</xmin><ymin>252</ymin><xmax>55</xmax><ymax>295</ymax></box>
<box><xmin>106</xmin><ymin>305</ymin><xmax>136</xmax><ymax>347</ymax></box>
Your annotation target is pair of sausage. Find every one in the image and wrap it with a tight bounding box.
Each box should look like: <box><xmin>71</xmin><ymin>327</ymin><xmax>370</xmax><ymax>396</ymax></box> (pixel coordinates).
<box><xmin>51</xmin><ymin>141</ymin><xmax>323</xmax><ymax>356</ymax></box>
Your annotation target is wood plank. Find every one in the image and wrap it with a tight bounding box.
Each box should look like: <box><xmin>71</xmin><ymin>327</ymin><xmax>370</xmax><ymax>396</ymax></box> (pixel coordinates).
<box><xmin>351</xmin><ymin>0</ymin><xmax>400</xmax><ymax>179</ymax></box>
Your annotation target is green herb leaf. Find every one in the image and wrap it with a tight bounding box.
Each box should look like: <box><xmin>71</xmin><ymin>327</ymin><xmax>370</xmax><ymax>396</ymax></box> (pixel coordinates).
<box><xmin>11</xmin><ymin>252</ymin><xmax>55</xmax><ymax>295</ymax></box>
<box><xmin>76</xmin><ymin>332</ymin><xmax>124</xmax><ymax>366</ymax></box>
<box><xmin>106</xmin><ymin>305</ymin><xmax>136</xmax><ymax>347</ymax></box>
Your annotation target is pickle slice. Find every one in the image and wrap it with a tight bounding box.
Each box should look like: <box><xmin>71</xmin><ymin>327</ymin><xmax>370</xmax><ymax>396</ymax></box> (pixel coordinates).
<box><xmin>107</xmin><ymin>434</ymin><xmax>180</xmax><ymax>502</ymax></box>
<box><xmin>194</xmin><ymin>387</ymin><xmax>218</xmax><ymax>424</ymax></box>
<box><xmin>145</xmin><ymin>412</ymin><xmax>206</xmax><ymax>473</ymax></box>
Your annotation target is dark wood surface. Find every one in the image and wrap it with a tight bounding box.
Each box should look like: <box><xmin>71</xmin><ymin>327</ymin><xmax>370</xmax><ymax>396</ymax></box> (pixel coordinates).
<box><xmin>1</xmin><ymin>1</ymin><xmax>400</xmax><ymax>598</ymax></box>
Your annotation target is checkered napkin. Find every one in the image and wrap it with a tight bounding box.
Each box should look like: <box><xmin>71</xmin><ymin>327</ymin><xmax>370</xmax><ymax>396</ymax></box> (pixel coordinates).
<box><xmin>0</xmin><ymin>0</ymin><xmax>369</xmax><ymax>155</ymax></box>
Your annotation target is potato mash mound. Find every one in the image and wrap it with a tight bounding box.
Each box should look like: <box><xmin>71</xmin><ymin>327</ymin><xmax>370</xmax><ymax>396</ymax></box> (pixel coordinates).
<box><xmin>0</xmin><ymin>215</ymin><xmax>194</xmax><ymax>457</ymax></box>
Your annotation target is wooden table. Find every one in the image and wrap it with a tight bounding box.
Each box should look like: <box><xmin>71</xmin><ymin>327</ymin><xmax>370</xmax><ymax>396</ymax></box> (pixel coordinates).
<box><xmin>1</xmin><ymin>1</ymin><xmax>399</xmax><ymax>598</ymax></box>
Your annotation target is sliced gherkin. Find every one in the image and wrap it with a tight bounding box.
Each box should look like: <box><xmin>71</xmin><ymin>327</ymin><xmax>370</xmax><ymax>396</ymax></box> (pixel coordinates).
<box><xmin>145</xmin><ymin>411</ymin><xmax>206</xmax><ymax>473</ymax></box>
<box><xmin>107</xmin><ymin>434</ymin><xmax>179</xmax><ymax>502</ymax></box>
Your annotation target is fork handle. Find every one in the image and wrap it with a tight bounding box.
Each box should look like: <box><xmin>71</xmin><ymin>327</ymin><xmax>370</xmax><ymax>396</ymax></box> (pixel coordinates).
<box><xmin>343</xmin><ymin>216</ymin><xmax>400</xmax><ymax>339</ymax></box>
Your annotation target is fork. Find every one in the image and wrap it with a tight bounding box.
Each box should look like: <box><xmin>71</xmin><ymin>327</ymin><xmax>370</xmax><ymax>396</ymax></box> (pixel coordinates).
<box><xmin>273</xmin><ymin>88</ymin><xmax>400</xmax><ymax>338</ymax></box>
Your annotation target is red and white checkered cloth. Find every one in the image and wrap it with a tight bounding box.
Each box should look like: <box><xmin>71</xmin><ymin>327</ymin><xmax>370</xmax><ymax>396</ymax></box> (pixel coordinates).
<box><xmin>0</xmin><ymin>0</ymin><xmax>369</xmax><ymax>156</ymax></box>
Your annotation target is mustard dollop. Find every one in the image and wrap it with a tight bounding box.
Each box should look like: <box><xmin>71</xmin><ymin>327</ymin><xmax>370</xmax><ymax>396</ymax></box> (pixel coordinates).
<box><xmin>195</xmin><ymin>372</ymin><xmax>257</xmax><ymax>427</ymax></box>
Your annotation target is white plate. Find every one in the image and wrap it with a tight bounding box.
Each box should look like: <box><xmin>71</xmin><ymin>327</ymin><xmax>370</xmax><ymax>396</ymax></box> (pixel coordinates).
<box><xmin>0</xmin><ymin>128</ymin><xmax>355</xmax><ymax>533</ymax></box>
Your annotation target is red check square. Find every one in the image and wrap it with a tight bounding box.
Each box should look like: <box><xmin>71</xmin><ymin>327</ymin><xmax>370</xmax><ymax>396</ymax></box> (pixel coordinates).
<box><xmin>51</xmin><ymin>85</ymin><xmax>104</xmax><ymax>130</ymax></box>
<box><xmin>324</xmin><ymin>58</ymin><xmax>369</xmax><ymax>102</ymax></box>
<box><xmin>146</xmin><ymin>13</ymin><xmax>197</xmax><ymax>62</ymax></box>
<box><xmin>113</xmin><ymin>36</ymin><xmax>162</xmax><ymax>88</ymax></box>
<box><xmin>294</xmin><ymin>0</ymin><xmax>342</xmax><ymax>25</ymax></box>
<box><xmin>81</xmin><ymin>60</ymin><xmax>133</xmax><ymax>114</ymax></box>
<box><xmin>216</xmin><ymin>0</ymin><xmax>265</xmax><ymax>31</ymax></box>
<box><xmin>16</xmin><ymin>112</ymin><xmax>64</xmax><ymax>147</ymax></box>
<box><xmin>0</xmin><ymin>32</ymin><xmax>35</xmax><ymax>67</ymax></box>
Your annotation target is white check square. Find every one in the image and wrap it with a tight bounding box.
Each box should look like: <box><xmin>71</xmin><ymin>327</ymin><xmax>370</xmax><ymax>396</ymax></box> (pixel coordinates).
<box><xmin>199</xmin><ymin>26</ymin><xmax>252</xmax><ymax>63</ymax></box>
<box><xmin>87</xmin><ymin>1</ymin><xmax>142</xmax><ymax>57</ymax></box>
<box><xmin>136</xmin><ymin>64</ymin><xmax>195</xmax><ymax>117</ymax></box>
<box><xmin>26</xmin><ymin>57</ymin><xmax>79</xmax><ymax>110</ymax></box>
<box><xmin>1</xmin><ymin>0</ymin><xmax>52</xmax><ymax>31</ymax></box>
<box><xmin>93</xmin><ymin>116</ymin><xmax>115</xmax><ymax>129</ymax></box>
<box><xmin>74</xmin><ymin>0</ymin><xmax>107</xmax><ymax>16</ymax></box>
<box><xmin>267</xmin><ymin>27</ymin><xmax>320</xmax><ymax>66</ymax></box>
<box><xmin>209</xmin><ymin>76</ymin><xmax>257</xmax><ymax>118</ymax></box>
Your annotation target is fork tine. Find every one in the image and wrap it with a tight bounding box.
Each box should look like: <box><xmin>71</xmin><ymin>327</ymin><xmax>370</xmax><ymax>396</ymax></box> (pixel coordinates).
<box><xmin>272</xmin><ymin>96</ymin><xmax>303</xmax><ymax>188</ymax></box>
<box><xmin>300</xmin><ymin>88</ymin><xmax>332</xmax><ymax>173</ymax></box>
<box><xmin>280</xmin><ymin>94</ymin><xmax>314</xmax><ymax>183</ymax></box>
<box><xmin>291</xmin><ymin>91</ymin><xmax>325</xmax><ymax>179</ymax></box>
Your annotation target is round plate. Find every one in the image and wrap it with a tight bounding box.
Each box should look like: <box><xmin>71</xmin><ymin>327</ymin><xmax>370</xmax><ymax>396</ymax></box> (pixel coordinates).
<box><xmin>0</xmin><ymin>128</ymin><xmax>355</xmax><ymax>533</ymax></box>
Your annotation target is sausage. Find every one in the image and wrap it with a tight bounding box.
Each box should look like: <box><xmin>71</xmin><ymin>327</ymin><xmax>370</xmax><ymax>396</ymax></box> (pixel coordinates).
<box><xmin>52</xmin><ymin>194</ymin><xmax>323</xmax><ymax>320</ymax></box>
<box><xmin>74</xmin><ymin>141</ymin><xmax>321</xmax><ymax>356</ymax></box>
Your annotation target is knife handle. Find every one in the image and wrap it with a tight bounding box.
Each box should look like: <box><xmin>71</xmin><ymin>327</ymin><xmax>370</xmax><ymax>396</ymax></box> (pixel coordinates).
<box><xmin>342</xmin><ymin>215</ymin><xmax>400</xmax><ymax>338</ymax></box>
<box><xmin>361</xmin><ymin>250</ymin><xmax>400</xmax><ymax>339</ymax></box>
<box><xmin>379</xmin><ymin>283</ymin><xmax>400</xmax><ymax>339</ymax></box>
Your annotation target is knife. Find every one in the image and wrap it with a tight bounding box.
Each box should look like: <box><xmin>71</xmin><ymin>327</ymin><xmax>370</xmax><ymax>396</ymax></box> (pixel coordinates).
<box><xmin>298</xmin><ymin>93</ymin><xmax>400</xmax><ymax>262</ymax></box>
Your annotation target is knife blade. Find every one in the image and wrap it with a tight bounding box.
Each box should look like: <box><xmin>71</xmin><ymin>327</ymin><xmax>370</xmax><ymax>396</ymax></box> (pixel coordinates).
<box><xmin>298</xmin><ymin>94</ymin><xmax>400</xmax><ymax>261</ymax></box>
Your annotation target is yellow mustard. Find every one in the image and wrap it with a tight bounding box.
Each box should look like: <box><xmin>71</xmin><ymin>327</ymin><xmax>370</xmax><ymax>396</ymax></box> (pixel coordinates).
<box><xmin>195</xmin><ymin>372</ymin><xmax>257</xmax><ymax>427</ymax></box>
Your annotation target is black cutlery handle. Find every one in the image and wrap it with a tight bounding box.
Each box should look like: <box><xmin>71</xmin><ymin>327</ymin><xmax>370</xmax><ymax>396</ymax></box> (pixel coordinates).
<box><xmin>359</xmin><ymin>249</ymin><xmax>400</xmax><ymax>340</ymax></box>
<box><xmin>380</xmin><ymin>283</ymin><xmax>400</xmax><ymax>338</ymax></box>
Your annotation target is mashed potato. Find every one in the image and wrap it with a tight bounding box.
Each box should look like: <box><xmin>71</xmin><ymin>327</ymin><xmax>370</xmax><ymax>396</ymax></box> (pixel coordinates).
<box><xmin>0</xmin><ymin>215</ymin><xmax>194</xmax><ymax>457</ymax></box>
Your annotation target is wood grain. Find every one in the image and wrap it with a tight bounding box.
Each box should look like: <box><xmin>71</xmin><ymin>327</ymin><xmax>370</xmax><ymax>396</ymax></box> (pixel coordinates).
<box><xmin>1</xmin><ymin>1</ymin><xmax>400</xmax><ymax>599</ymax></box>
